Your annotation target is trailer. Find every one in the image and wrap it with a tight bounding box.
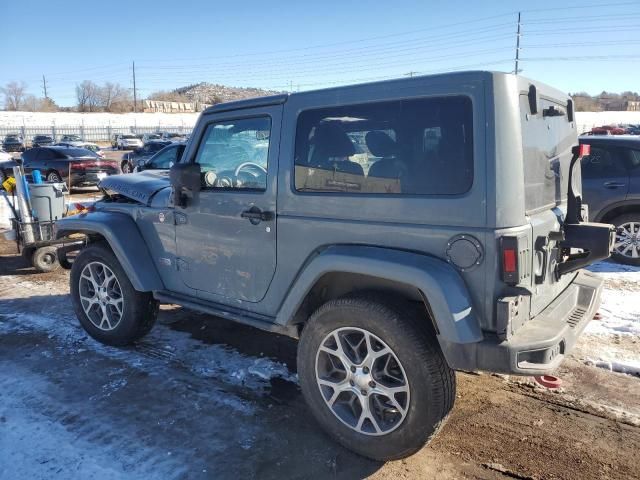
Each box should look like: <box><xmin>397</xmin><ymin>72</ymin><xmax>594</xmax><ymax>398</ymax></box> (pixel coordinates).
<box><xmin>3</xmin><ymin>167</ymin><xmax>84</xmax><ymax>272</ymax></box>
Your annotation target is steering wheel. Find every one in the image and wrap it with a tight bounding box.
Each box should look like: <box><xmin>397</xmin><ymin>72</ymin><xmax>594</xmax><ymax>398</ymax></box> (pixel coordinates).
<box><xmin>234</xmin><ymin>162</ymin><xmax>267</xmax><ymax>177</ymax></box>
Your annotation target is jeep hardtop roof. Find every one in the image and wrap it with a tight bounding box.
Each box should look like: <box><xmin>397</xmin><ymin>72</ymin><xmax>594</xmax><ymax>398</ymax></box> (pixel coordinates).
<box><xmin>202</xmin><ymin>71</ymin><xmax>571</xmax><ymax>115</ymax></box>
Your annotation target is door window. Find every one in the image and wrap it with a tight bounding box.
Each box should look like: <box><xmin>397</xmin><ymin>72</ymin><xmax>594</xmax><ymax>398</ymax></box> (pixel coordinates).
<box><xmin>581</xmin><ymin>147</ymin><xmax>628</xmax><ymax>178</ymax></box>
<box><xmin>194</xmin><ymin>116</ymin><xmax>271</xmax><ymax>191</ymax></box>
<box><xmin>149</xmin><ymin>145</ymin><xmax>180</xmax><ymax>169</ymax></box>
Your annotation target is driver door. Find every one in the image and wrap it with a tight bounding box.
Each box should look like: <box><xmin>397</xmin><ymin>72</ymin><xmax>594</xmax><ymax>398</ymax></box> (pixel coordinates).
<box><xmin>175</xmin><ymin>106</ymin><xmax>281</xmax><ymax>304</ymax></box>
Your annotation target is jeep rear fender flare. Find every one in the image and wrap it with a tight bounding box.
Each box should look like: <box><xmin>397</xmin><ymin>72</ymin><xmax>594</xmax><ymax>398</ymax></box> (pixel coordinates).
<box><xmin>275</xmin><ymin>245</ymin><xmax>483</xmax><ymax>345</ymax></box>
<box><xmin>55</xmin><ymin>211</ymin><xmax>164</xmax><ymax>292</ymax></box>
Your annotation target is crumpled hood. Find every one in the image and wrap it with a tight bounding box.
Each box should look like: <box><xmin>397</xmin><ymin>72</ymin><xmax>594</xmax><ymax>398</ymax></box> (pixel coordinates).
<box><xmin>99</xmin><ymin>170</ymin><xmax>171</xmax><ymax>205</ymax></box>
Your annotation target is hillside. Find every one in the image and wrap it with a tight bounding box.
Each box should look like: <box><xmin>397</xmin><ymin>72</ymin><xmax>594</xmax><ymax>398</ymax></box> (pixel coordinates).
<box><xmin>174</xmin><ymin>82</ymin><xmax>281</xmax><ymax>104</ymax></box>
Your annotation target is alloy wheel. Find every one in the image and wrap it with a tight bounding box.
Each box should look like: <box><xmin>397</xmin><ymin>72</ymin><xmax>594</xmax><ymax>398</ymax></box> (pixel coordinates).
<box><xmin>614</xmin><ymin>221</ymin><xmax>640</xmax><ymax>259</ymax></box>
<box><xmin>315</xmin><ymin>327</ymin><xmax>410</xmax><ymax>436</ymax></box>
<box><xmin>78</xmin><ymin>261</ymin><xmax>124</xmax><ymax>331</ymax></box>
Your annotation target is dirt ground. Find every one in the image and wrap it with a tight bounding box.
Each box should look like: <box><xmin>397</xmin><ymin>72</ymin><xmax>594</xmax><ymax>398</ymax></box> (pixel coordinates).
<box><xmin>1</xmin><ymin>194</ymin><xmax>640</xmax><ymax>479</ymax></box>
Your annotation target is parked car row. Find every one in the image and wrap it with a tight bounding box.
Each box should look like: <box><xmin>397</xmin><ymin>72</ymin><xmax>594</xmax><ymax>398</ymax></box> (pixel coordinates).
<box><xmin>2</xmin><ymin>133</ymin><xmax>108</xmax><ymax>151</ymax></box>
<box><xmin>110</xmin><ymin>132</ymin><xmax>188</xmax><ymax>150</ymax></box>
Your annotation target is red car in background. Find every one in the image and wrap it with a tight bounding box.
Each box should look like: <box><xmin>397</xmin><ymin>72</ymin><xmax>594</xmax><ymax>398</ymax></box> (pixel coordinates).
<box><xmin>590</xmin><ymin>125</ymin><xmax>627</xmax><ymax>135</ymax></box>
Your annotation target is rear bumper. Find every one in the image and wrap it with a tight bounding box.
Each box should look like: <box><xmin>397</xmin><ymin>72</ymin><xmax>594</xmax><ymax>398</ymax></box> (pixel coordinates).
<box><xmin>440</xmin><ymin>270</ymin><xmax>603</xmax><ymax>375</ymax></box>
<box><xmin>70</xmin><ymin>171</ymin><xmax>115</xmax><ymax>187</ymax></box>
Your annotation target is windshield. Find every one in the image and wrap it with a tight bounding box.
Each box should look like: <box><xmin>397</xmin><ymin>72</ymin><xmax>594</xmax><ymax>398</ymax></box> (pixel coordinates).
<box><xmin>122</xmin><ymin>134</ymin><xmax>136</xmax><ymax>139</ymax></box>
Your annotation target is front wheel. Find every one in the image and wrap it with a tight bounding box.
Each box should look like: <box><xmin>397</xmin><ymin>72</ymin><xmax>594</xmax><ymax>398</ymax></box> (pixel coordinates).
<box><xmin>297</xmin><ymin>295</ymin><xmax>455</xmax><ymax>461</ymax></box>
<box><xmin>121</xmin><ymin>161</ymin><xmax>132</xmax><ymax>174</ymax></box>
<box><xmin>70</xmin><ymin>243</ymin><xmax>158</xmax><ymax>346</ymax></box>
<box><xmin>611</xmin><ymin>213</ymin><xmax>640</xmax><ymax>266</ymax></box>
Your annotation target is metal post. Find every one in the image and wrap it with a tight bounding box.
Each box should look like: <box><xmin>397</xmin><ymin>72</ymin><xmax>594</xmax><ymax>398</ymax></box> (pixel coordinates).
<box><xmin>514</xmin><ymin>12</ymin><xmax>522</xmax><ymax>75</ymax></box>
<box><xmin>132</xmin><ymin>61</ymin><xmax>137</xmax><ymax>113</ymax></box>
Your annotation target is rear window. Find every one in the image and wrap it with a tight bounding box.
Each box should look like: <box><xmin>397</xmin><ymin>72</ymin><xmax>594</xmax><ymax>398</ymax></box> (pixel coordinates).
<box><xmin>294</xmin><ymin>96</ymin><xmax>473</xmax><ymax>195</ymax></box>
<box><xmin>520</xmin><ymin>95</ymin><xmax>576</xmax><ymax>212</ymax></box>
<box><xmin>55</xmin><ymin>147</ymin><xmax>96</xmax><ymax>157</ymax></box>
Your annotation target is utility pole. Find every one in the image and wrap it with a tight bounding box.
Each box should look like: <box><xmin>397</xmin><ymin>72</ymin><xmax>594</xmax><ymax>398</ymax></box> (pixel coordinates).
<box><xmin>405</xmin><ymin>71</ymin><xmax>417</xmax><ymax>78</ymax></box>
<box><xmin>514</xmin><ymin>12</ymin><xmax>522</xmax><ymax>75</ymax></box>
<box><xmin>42</xmin><ymin>74</ymin><xmax>48</xmax><ymax>99</ymax></box>
<box><xmin>132</xmin><ymin>60</ymin><xmax>137</xmax><ymax>113</ymax></box>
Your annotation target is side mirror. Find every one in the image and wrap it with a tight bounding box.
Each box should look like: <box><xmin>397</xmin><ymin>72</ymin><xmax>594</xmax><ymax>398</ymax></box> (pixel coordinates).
<box><xmin>170</xmin><ymin>162</ymin><xmax>201</xmax><ymax>207</ymax></box>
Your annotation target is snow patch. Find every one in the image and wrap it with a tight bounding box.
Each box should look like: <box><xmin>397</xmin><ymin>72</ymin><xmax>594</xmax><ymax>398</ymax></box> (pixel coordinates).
<box><xmin>585</xmin><ymin>358</ymin><xmax>640</xmax><ymax>377</ymax></box>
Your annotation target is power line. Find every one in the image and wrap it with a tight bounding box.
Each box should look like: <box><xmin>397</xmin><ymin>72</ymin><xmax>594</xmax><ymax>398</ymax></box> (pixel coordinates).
<box><xmin>138</xmin><ymin>23</ymin><xmax>515</xmax><ymax>70</ymax></box>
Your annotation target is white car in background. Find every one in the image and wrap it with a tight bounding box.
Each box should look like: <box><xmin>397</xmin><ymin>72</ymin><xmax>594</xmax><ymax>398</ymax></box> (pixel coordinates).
<box><xmin>59</xmin><ymin>134</ymin><xmax>84</xmax><ymax>147</ymax></box>
<box><xmin>116</xmin><ymin>134</ymin><xmax>143</xmax><ymax>150</ymax></box>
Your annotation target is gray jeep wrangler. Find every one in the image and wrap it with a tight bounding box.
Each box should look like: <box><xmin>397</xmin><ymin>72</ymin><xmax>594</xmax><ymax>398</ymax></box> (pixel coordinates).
<box><xmin>56</xmin><ymin>71</ymin><xmax>615</xmax><ymax>461</ymax></box>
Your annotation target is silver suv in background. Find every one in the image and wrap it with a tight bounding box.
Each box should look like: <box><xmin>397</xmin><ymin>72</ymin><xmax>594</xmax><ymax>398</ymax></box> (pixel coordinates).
<box><xmin>116</xmin><ymin>134</ymin><xmax>143</xmax><ymax>150</ymax></box>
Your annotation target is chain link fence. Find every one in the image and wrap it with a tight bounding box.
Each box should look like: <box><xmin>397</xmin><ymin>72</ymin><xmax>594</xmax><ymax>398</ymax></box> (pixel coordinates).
<box><xmin>0</xmin><ymin>125</ymin><xmax>193</xmax><ymax>144</ymax></box>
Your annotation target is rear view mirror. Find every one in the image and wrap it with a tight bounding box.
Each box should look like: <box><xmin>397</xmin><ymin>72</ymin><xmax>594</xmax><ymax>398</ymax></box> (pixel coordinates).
<box><xmin>170</xmin><ymin>163</ymin><xmax>201</xmax><ymax>207</ymax></box>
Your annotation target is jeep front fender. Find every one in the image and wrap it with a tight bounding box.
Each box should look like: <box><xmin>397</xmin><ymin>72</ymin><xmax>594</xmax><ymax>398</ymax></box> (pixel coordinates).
<box><xmin>55</xmin><ymin>211</ymin><xmax>164</xmax><ymax>292</ymax></box>
<box><xmin>276</xmin><ymin>245</ymin><xmax>483</xmax><ymax>345</ymax></box>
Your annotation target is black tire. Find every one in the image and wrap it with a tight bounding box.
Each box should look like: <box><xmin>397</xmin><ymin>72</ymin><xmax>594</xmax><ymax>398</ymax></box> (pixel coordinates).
<box><xmin>32</xmin><ymin>246</ymin><xmax>60</xmax><ymax>272</ymax></box>
<box><xmin>70</xmin><ymin>242</ymin><xmax>158</xmax><ymax>346</ymax></box>
<box><xmin>297</xmin><ymin>294</ymin><xmax>455</xmax><ymax>461</ymax></box>
<box><xmin>121</xmin><ymin>161</ymin><xmax>132</xmax><ymax>174</ymax></box>
<box><xmin>610</xmin><ymin>213</ymin><xmax>640</xmax><ymax>266</ymax></box>
<box><xmin>46</xmin><ymin>170</ymin><xmax>62</xmax><ymax>183</ymax></box>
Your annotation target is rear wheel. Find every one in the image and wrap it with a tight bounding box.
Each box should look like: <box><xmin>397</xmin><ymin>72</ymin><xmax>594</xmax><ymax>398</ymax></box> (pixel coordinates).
<box><xmin>71</xmin><ymin>243</ymin><xmax>158</xmax><ymax>345</ymax></box>
<box><xmin>297</xmin><ymin>294</ymin><xmax>455</xmax><ymax>461</ymax></box>
<box><xmin>611</xmin><ymin>213</ymin><xmax>640</xmax><ymax>266</ymax></box>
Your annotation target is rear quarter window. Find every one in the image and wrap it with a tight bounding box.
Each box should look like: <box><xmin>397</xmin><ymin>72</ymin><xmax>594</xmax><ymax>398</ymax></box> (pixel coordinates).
<box><xmin>294</xmin><ymin>96</ymin><xmax>473</xmax><ymax>195</ymax></box>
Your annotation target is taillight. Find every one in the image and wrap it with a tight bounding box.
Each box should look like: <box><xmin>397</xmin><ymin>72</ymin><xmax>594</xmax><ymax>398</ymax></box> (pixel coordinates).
<box><xmin>578</xmin><ymin>144</ymin><xmax>590</xmax><ymax>157</ymax></box>
<box><xmin>572</xmin><ymin>144</ymin><xmax>591</xmax><ymax>157</ymax></box>
<box><xmin>501</xmin><ymin>236</ymin><xmax>520</xmax><ymax>285</ymax></box>
<box><xmin>71</xmin><ymin>161</ymin><xmax>117</xmax><ymax>170</ymax></box>
<box><xmin>503</xmin><ymin>249</ymin><xmax>517</xmax><ymax>273</ymax></box>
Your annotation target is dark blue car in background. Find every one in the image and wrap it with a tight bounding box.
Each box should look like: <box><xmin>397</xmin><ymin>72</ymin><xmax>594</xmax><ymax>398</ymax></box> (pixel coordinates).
<box><xmin>580</xmin><ymin>136</ymin><xmax>640</xmax><ymax>265</ymax></box>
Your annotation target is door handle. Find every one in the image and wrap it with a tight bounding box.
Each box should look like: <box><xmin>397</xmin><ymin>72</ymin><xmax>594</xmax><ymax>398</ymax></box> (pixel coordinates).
<box><xmin>241</xmin><ymin>206</ymin><xmax>274</xmax><ymax>224</ymax></box>
<box><xmin>603</xmin><ymin>181</ymin><xmax>625</xmax><ymax>189</ymax></box>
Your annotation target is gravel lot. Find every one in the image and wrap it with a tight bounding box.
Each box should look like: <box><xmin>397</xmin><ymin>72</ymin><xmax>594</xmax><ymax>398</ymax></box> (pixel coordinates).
<box><xmin>0</xmin><ymin>169</ymin><xmax>639</xmax><ymax>479</ymax></box>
